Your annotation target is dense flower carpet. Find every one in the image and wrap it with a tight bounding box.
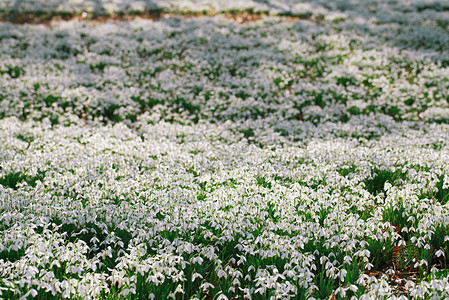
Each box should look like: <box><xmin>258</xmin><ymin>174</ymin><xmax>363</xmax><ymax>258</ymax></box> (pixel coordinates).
<box><xmin>1</xmin><ymin>0</ymin><xmax>449</xmax><ymax>298</ymax></box>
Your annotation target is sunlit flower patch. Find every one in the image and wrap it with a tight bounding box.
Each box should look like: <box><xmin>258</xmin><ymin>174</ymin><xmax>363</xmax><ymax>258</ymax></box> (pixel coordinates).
<box><xmin>1</xmin><ymin>0</ymin><xmax>449</xmax><ymax>299</ymax></box>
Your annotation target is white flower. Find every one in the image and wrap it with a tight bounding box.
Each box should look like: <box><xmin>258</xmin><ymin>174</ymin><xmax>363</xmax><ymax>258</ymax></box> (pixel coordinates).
<box><xmin>232</xmin><ymin>278</ymin><xmax>240</xmax><ymax>286</ymax></box>
<box><xmin>349</xmin><ymin>284</ymin><xmax>358</xmax><ymax>293</ymax></box>
<box><xmin>339</xmin><ymin>269</ymin><xmax>347</xmax><ymax>282</ymax></box>
<box><xmin>435</xmin><ymin>250</ymin><xmax>445</xmax><ymax>258</ymax></box>
<box><xmin>217</xmin><ymin>293</ymin><xmax>228</xmax><ymax>300</ymax></box>
<box><xmin>217</xmin><ymin>269</ymin><xmax>228</xmax><ymax>279</ymax></box>
<box><xmin>174</xmin><ymin>284</ymin><xmax>184</xmax><ymax>294</ymax></box>
<box><xmin>192</xmin><ymin>273</ymin><xmax>203</xmax><ymax>282</ymax></box>
<box><xmin>201</xmin><ymin>282</ymin><xmax>215</xmax><ymax>291</ymax></box>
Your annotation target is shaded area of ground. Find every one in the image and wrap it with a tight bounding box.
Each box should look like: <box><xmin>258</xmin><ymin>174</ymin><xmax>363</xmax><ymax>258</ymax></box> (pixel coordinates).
<box><xmin>0</xmin><ymin>8</ymin><xmax>318</xmax><ymax>25</ymax></box>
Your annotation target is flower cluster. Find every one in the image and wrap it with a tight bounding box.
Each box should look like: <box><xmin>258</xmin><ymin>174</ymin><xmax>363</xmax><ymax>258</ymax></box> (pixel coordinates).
<box><xmin>1</xmin><ymin>0</ymin><xmax>449</xmax><ymax>299</ymax></box>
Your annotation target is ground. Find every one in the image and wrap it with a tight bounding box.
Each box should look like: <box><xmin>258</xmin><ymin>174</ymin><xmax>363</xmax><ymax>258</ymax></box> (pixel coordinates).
<box><xmin>0</xmin><ymin>0</ymin><xmax>449</xmax><ymax>299</ymax></box>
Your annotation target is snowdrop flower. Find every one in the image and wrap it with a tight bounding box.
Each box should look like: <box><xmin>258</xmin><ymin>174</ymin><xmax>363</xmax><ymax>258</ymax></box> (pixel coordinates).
<box><xmin>191</xmin><ymin>273</ymin><xmax>203</xmax><ymax>282</ymax></box>
<box><xmin>217</xmin><ymin>293</ymin><xmax>228</xmax><ymax>300</ymax></box>
<box><xmin>435</xmin><ymin>249</ymin><xmax>445</xmax><ymax>258</ymax></box>
<box><xmin>201</xmin><ymin>282</ymin><xmax>215</xmax><ymax>291</ymax></box>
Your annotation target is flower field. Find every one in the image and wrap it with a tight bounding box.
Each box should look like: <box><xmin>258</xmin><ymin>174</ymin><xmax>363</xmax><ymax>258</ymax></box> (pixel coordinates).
<box><xmin>1</xmin><ymin>0</ymin><xmax>449</xmax><ymax>299</ymax></box>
